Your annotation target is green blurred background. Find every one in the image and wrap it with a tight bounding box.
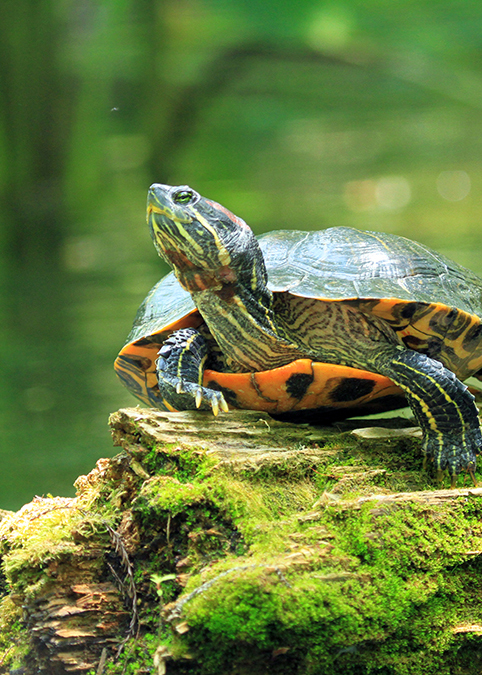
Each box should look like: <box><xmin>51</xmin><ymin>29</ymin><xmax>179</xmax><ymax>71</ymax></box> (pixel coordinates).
<box><xmin>2</xmin><ymin>0</ymin><xmax>482</xmax><ymax>509</ymax></box>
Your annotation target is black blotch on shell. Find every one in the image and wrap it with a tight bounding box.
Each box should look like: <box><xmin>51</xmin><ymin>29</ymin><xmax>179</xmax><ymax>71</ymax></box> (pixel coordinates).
<box><xmin>329</xmin><ymin>377</ymin><xmax>376</xmax><ymax>403</ymax></box>
<box><xmin>121</xmin><ymin>354</ymin><xmax>152</xmax><ymax>372</ymax></box>
<box><xmin>402</xmin><ymin>335</ymin><xmax>424</xmax><ymax>349</ymax></box>
<box><xmin>463</xmin><ymin>322</ymin><xmax>482</xmax><ymax>350</ymax></box>
<box><xmin>428</xmin><ymin>308</ymin><xmax>456</xmax><ymax>331</ymax></box>
<box><xmin>285</xmin><ymin>372</ymin><xmax>314</xmax><ymax>399</ymax></box>
<box><xmin>400</xmin><ymin>302</ymin><xmax>418</xmax><ymax>319</ymax></box>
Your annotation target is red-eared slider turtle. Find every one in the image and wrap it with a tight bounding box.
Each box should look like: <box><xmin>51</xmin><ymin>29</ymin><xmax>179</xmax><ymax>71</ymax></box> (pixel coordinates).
<box><xmin>115</xmin><ymin>184</ymin><xmax>482</xmax><ymax>484</ymax></box>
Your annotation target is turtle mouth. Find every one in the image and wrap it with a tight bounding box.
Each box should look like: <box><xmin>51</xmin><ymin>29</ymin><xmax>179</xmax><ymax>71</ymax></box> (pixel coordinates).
<box><xmin>147</xmin><ymin>202</ymin><xmax>171</xmax><ymax>218</ymax></box>
<box><xmin>146</xmin><ymin>201</ymin><xmax>192</xmax><ymax>224</ymax></box>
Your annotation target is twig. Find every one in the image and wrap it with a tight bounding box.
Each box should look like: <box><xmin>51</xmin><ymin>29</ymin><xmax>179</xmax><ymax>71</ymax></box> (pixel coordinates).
<box><xmin>0</xmin><ymin>645</ymin><xmax>14</xmax><ymax>667</ymax></box>
<box><xmin>102</xmin><ymin>522</ymin><xmax>139</xmax><ymax>655</ymax></box>
<box><xmin>96</xmin><ymin>647</ymin><xmax>108</xmax><ymax>675</ymax></box>
<box><xmin>166</xmin><ymin>565</ymin><xmax>258</xmax><ymax>621</ymax></box>
<box><xmin>273</xmin><ymin>566</ymin><xmax>292</xmax><ymax>588</ymax></box>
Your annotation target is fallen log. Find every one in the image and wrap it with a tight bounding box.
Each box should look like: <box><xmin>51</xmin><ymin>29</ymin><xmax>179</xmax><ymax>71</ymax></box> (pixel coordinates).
<box><xmin>1</xmin><ymin>408</ymin><xmax>482</xmax><ymax>674</ymax></box>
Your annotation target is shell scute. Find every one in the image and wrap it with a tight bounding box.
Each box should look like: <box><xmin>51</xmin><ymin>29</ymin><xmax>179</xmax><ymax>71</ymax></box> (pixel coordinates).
<box><xmin>199</xmin><ymin>360</ymin><xmax>403</xmax><ymax>415</ymax></box>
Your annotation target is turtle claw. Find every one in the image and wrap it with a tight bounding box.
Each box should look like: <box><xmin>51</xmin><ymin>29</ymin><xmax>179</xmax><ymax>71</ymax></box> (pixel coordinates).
<box><xmin>450</xmin><ymin>469</ymin><xmax>477</xmax><ymax>489</ymax></box>
<box><xmin>206</xmin><ymin>390</ymin><xmax>229</xmax><ymax>416</ymax></box>
<box><xmin>424</xmin><ymin>431</ymin><xmax>479</xmax><ymax>489</ymax></box>
<box><xmin>157</xmin><ymin>372</ymin><xmax>229</xmax><ymax>415</ymax></box>
<box><xmin>435</xmin><ymin>467</ymin><xmax>477</xmax><ymax>489</ymax></box>
<box><xmin>190</xmin><ymin>386</ymin><xmax>228</xmax><ymax>415</ymax></box>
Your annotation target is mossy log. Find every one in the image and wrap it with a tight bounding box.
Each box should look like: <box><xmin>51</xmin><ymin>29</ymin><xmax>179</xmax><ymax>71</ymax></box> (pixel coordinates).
<box><xmin>1</xmin><ymin>407</ymin><xmax>482</xmax><ymax>674</ymax></box>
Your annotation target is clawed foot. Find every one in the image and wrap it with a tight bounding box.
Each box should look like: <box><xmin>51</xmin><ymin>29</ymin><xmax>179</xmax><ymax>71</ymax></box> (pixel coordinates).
<box><xmin>423</xmin><ymin>430</ymin><xmax>479</xmax><ymax>489</ymax></box>
<box><xmin>155</xmin><ymin>328</ymin><xmax>229</xmax><ymax>415</ymax></box>
<box><xmin>158</xmin><ymin>372</ymin><xmax>229</xmax><ymax>415</ymax></box>
<box><xmin>174</xmin><ymin>378</ymin><xmax>229</xmax><ymax>416</ymax></box>
<box><xmin>434</xmin><ymin>468</ymin><xmax>478</xmax><ymax>489</ymax></box>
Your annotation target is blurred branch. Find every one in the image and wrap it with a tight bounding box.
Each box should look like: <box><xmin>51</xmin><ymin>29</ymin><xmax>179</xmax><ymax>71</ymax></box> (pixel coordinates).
<box><xmin>149</xmin><ymin>42</ymin><xmax>350</xmax><ymax>179</ymax></box>
<box><xmin>150</xmin><ymin>39</ymin><xmax>482</xmax><ymax>180</ymax></box>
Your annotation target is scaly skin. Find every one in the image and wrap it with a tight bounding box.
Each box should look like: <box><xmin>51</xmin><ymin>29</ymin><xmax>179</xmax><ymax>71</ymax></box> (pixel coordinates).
<box><xmin>370</xmin><ymin>345</ymin><xmax>480</xmax><ymax>483</ymax></box>
<box><xmin>156</xmin><ymin>328</ymin><xmax>228</xmax><ymax>415</ymax></box>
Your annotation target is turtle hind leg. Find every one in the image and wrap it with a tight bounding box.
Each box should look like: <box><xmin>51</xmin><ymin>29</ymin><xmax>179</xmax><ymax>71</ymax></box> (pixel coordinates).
<box><xmin>371</xmin><ymin>345</ymin><xmax>481</xmax><ymax>485</ymax></box>
<box><xmin>156</xmin><ymin>328</ymin><xmax>228</xmax><ymax>415</ymax></box>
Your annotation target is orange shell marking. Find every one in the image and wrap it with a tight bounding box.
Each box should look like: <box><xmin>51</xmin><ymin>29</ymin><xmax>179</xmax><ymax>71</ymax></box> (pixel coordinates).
<box><xmin>204</xmin><ymin>359</ymin><xmax>403</xmax><ymax>414</ymax></box>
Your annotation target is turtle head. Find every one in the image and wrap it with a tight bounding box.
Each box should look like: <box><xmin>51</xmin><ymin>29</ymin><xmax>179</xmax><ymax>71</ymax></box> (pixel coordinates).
<box><xmin>147</xmin><ymin>183</ymin><xmax>267</xmax><ymax>295</ymax></box>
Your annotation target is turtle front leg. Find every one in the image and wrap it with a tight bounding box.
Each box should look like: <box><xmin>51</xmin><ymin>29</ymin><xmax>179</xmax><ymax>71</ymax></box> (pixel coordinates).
<box><xmin>372</xmin><ymin>345</ymin><xmax>481</xmax><ymax>486</ymax></box>
<box><xmin>156</xmin><ymin>328</ymin><xmax>229</xmax><ymax>415</ymax></box>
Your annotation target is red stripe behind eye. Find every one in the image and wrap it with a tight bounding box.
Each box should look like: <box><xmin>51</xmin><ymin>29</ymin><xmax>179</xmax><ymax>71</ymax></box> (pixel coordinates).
<box><xmin>205</xmin><ymin>200</ymin><xmax>249</xmax><ymax>229</ymax></box>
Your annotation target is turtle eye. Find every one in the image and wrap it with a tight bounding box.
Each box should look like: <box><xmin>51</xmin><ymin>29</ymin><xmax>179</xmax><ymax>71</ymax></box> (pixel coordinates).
<box><xmin>173</xmin><ymin>189</ymin><xmax>194</xmax><ymax>205</ymax></box>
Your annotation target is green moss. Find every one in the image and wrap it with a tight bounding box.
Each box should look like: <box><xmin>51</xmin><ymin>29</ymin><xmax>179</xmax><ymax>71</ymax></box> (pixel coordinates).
<box><xmin>157</xmin><ymin>482</ymin><xmax>482</xmax><ymax>674</ymax></box>
<box><xmin>2</xmin><ymin>415</ymin><xmax>482</xmax><ymax>674</ymax></box>
<box><xmin>0</xmin><ymin>597</ymin><xmax>30</xmax><ymax>670</ymax></box>
<box><xmin>115</xmin><ymin>438</ymin><xmax>482</xmax><ymax>673</ymax></box>
<box><xmin>169</xmin><ymin>557</ymin><xmax>481</xmax><ymax>674</ymax></box>
<box><xmin>331</xmin><ymin>501</ymin><xmax>482</xmax><ymax>574</ymax></box>
<box><xmin>137</xmin><ymin>476</ymin><xmax>208</xmax><ymax>516</ymax></box>
<box><xmin>97</xmin><ymin>633</ymin><xmax>159</xmax><ymax>675</ymax></box>
<box><xmin>0</xmin><ymin>501</ymin><xmax>84</xmax><ymax>593</ymax></box>
<box><xmin>142</xmin><ymin>444</ymin><xmax>217</xmax><ymax>482</ymax></box>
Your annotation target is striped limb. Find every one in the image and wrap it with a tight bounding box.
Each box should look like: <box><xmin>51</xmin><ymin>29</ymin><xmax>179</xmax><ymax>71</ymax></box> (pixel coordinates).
<box><xmin>372</xmin><ymin>345</ymin><xmax>481</xmax><ymax>486</ymax></box>
<box><xmin>156</xmin><ymin>328</ymin><xmax>229</xmax><ymax>415</ymax></box>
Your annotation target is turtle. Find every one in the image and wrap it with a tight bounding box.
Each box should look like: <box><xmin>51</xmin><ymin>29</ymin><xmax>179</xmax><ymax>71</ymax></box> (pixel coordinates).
<box><xmin>115</xmin><ymin>183</ymin><xmax>482</xmax><ymax>485</ymax></box>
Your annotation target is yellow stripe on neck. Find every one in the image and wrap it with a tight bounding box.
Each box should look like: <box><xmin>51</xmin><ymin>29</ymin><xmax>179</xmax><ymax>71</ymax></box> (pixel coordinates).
<box><xmin>194</xmin><ymin>211</ymin><xmax>232</xmax><ymax>266</ymax></box>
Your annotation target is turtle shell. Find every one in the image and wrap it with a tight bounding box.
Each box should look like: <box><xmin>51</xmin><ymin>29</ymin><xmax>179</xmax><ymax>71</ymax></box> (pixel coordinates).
<box><xmin>115</xmin><ymin>226</ymin><xmax>482</xmax><ymax>416</ymax></box>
